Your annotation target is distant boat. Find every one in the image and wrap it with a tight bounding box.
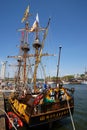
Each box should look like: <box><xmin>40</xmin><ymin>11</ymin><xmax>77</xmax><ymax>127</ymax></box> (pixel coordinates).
<box><xmin>62</xmin><ymin>81</ymin><xmax>70</xmax><ymax>84</ymax></box>
<box><xmin>81</xmin><ymin>80</ymin><xmax>87</xmax><ymax>84</ymax></box>
<box><xmin>69</xmin><ymin>78</ymin><xmax>81</xmax><ymax>84</ymax></box>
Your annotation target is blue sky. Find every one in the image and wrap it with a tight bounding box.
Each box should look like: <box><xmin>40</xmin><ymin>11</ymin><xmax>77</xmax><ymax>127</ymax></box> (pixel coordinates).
<box><xmin>0</xmin><ymin>0</ymin><xmax>87</xmax><ymax>77</ymax></box>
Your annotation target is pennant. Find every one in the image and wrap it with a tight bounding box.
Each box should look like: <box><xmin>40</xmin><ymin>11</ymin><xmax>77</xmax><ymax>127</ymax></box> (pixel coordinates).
<box><xmin>36</xmin><ymin>13</ymin><xmax>39</xmax><ymax>23</ymax></box>
<box><xmin>21</xmin><ymin>5</ymin><xmax>29</xmax><ymax>23</ymax></box>
<box><xmin>30</xmin><ymin>13</ymin><xmax>39</xmax><ymax>32</ymax></box>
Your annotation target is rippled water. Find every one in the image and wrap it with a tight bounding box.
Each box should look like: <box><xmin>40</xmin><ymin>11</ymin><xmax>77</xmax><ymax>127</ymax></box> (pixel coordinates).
<box><xmin>13</xmin><ymin>84</ymin><xmax>87</xmax><ymax>130</ymax></box>
<box><xmin>52</xmin><ymin>84</ymin><xmax>87</xmax><ymax>130</ymax></box>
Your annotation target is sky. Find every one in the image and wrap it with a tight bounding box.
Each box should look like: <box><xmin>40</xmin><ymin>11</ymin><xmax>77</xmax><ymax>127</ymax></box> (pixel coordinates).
<box><xmin>0</xmin><ymin>0</ymin><xmax>87</xmax><ymax>78</ymax></box>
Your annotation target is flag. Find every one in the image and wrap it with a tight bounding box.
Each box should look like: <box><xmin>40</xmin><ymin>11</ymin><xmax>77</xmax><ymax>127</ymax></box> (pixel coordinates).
<box><xmin>36</xmin><ymin>13</ymin><xmax>39</xmax><ymax>23</ymax></box>
<box><xmin>30</xmin><ymin>21</ymin><xmax>37</xmax><ymax>32</ymax></box>
<box><xmin>30</xmin><ymin>13</ymin><xmax>39</xmax><ymax>32</ymax></box>
<box><xmin>21</xmin><ymin>5</ymin><xmax>29</xmax><ymax>23</ymax></box>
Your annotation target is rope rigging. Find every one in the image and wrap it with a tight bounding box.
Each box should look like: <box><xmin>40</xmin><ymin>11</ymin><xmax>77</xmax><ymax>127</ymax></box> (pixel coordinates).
<box><xmin>66</xmin><ymin>95</ymin><xmax>76</xmax><ymax>130</ymax></box>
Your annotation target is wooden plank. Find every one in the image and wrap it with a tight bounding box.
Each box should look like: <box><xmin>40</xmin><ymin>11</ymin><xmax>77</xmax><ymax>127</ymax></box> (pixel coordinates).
<box><xmin>0</xmin><ymin>92</ymin><xmax>6</xmax><ymax>130</ymax></box>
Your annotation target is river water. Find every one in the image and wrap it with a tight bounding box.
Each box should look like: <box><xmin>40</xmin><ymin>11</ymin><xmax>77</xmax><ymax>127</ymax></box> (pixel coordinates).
<box><xmin>51</xmin><ymin>84</ymin><xmax>87</xmax><ymax>130</ymax></box>
<box><xmin>9</xmin><ymin>84</ymin><xmax>87</xmax><ymax>130</ymax></box>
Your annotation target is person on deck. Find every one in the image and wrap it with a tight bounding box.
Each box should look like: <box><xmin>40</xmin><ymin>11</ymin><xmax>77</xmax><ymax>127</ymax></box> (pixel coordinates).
<box><xmin>44</xmin><ymin>81</ymin><xmax>48</xmax><ymax>89</ymax></box>
<box><xmin>58</xmin><ymin>83</ymin><xmax>66</xmax><ymax>101</ymax></box>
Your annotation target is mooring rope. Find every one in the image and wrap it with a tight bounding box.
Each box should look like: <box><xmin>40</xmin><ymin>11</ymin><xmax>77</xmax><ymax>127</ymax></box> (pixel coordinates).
<box><xmin>66</xmin><ymin>95</ymin><xmax>76</xmax><ymax>130</ymax></box>
<box><xmin>0</xmin><ymin>108</ymin><xmax>17</xmax><ymax>130</ymax></box>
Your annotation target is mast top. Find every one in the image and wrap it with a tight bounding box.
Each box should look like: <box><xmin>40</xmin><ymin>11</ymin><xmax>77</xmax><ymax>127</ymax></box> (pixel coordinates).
<box><xmin>21</xmin><ymin>43</ymin><xmax>30</xmax><ymax>52</ymax></box>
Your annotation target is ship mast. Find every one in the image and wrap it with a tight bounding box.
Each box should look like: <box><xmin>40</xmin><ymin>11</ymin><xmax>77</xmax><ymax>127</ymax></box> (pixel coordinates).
<box><xmin>57</xmin><ymin>45</ymin><xmax>62</xmax><ymax>84</ymax></box>
<box><xmin>32</xmin><ymin>19</ymin><xmax>42</xmax><ymax>92</ymax></box>
<box><xmin>18</xmin><ymin>6</ymin><xmax>30</xmax><ymax>86</ymax></box>
<box><xmin>16</xmin><ymin>59</ymin><xmax>22</xmax><ymax>85</ymax></box>
<box><xmin>32</xmin><ymin>16</ymin><xmax>50</xmax><ymax>93</ymax></box>
<box><xmin>21</xmin><ymin>41</ymin><xmax>29</xmax><ymax>86</ymax></box>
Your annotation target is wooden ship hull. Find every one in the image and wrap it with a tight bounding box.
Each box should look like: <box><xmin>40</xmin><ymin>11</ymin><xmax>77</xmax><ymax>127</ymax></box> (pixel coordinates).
<box><xmin>8</xmin><ymin>87</ymin><xmax>74</xmax><ymax>127</ymax></box>
<box><xmin>29</xmin><ymin>105</ymin><xmax>74</xmax><ymax>127</ymax></box>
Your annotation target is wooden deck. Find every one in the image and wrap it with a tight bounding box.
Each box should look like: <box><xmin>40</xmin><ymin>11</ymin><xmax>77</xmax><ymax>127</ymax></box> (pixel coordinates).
<box><xmin>0</xmin><ymin>92</ymin><xmax>6</xmax><ymax>130</ymax></box>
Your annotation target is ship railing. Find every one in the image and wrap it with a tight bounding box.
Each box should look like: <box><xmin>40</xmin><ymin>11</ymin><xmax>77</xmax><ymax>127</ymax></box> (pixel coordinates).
<box><xmin>29</xmin><ymin>98</ymin><xmax>74</xmax><ymax>115</ymax></box>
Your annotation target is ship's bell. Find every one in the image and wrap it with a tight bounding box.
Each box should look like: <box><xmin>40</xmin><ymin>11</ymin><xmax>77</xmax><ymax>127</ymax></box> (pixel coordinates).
<box><xmin>33</xmin><ymin>38</ymin><xmax>42</xmax><ymax>49</ymax></box>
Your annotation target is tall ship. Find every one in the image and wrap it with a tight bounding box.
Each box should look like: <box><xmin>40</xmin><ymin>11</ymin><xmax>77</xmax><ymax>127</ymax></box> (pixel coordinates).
<box><xmin>8</xmin><ymin>5</ymin><xmax>75</xmax><ymax>128</ymax></box>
